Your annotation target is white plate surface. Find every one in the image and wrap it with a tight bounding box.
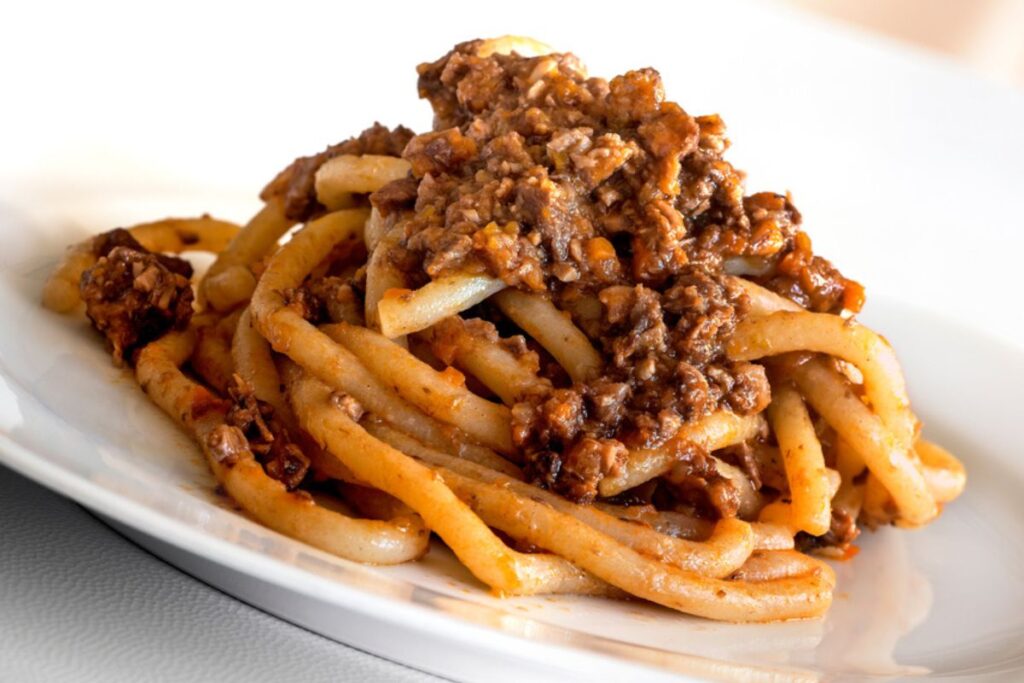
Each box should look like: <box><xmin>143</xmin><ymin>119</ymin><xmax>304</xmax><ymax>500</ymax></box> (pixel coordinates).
<box><xmin>2</xmin><ymin>2</ymin><xmax>1024</xmax><ymax>680</ymax></box>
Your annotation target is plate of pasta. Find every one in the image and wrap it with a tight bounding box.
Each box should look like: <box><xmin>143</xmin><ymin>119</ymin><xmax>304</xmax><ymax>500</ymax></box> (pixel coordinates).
<box><xmin>1</xmin><ymin>36</ymin><xmax>1023</xmax><ymax>682</ymax></box>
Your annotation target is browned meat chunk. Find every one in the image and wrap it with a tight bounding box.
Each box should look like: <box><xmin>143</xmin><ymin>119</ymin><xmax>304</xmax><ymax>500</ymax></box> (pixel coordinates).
<box><xmin>556</xmin><ymin>437</ymin><xmax>627</xmax><ymax>503</ymax></box>
<box><xmin>403</xmin><ymin>128</ymin><xmax>479</xmax><ymax>177</ymax></box>
<box><xmin>283</xmin><ymin>276</ymin><xmax>364</xmax><ymax>326</ymax></box>
<box><xmin>666</xmin><ymin>446</ymin><xmax>741</xmax><ymax>519</ymax></box>
<box><xmin>370</xmin><ymin>176</ymin><xmax>420</xmax><ymax>217</ymax></box>
<box><xmin>795</xmin><ymin>507</ymin><xmax>861</xmax><ymax>553</ymax></box>
<box><xmin>80</xmin><ymin>245</ymin><xmax>194</xmax><ymax>365</ymax></box>
<box><xmin>226</xmin><ymin>375</ymin><xmax>309</xmax><ymax>490</ymax></box>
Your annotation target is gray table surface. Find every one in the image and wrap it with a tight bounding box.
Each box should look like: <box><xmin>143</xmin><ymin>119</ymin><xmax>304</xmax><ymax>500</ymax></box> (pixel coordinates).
<box><xmin>0</xmin><ymin>463</ymin><xmax>441</xmax><ymax>682</ymax></box>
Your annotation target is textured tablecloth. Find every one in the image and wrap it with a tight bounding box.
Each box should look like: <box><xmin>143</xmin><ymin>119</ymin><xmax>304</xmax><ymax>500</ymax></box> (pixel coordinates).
<box><xmin>0</xmin><ymin>463</ymin><xmax>441</xmax><ymax>683</ymax></box>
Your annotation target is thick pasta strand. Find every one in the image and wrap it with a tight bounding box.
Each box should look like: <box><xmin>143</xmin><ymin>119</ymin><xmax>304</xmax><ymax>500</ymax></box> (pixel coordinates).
<box><xmin>727</xmin><ymin>311</ymin><xmax>916</xmax><ymax>449</ymax></box>
<box><xmin>599</xmin><ymin>411</ymin><xmax>765</xmax><ymax>497</ymax></box>
<box><xmin>493</xmin><ymin>289</ymin><xmax>603</xmax><ymax>383</ymax></box>
<box><xmin>315</xmin><ymin>155</ymin><xmax>411</xmax><ymax>209</ymax></box>
<box><xmin>727</xmin><ymin>276</ymin><xmax>802</xmax><ymax>316</ymax></box>
<box><xmin>791</xmin><ymin>358</ymin><xmax>937</xmax><ymax>526</ymax></box>
<box><xmin>191</xmin><ymin>311</ymin><xmax>240</xmax><ymax>394</ymax></box>
<box><xmin>202</xmin><ymin>202</ymin><xmax>294</xmax><ymax>311</ymax></box>
<box><xmin>323</xmin><ymin>322</ymin><xmax>513</xmax><ymax>454</ymax></box>
<box><xmin>916</xmin><ymin>439</ymin><xmax>966</xmax><ymax>504</ymax></box>
<box><xmin>231</xmin><ymin>307</ymin><xmax>290</xmax><ymax>419</ymax></box>
<box><xmin>377</xmin><ymin>274</ymin><xmax>507</xmax><ymax>338</ymax></box>
<box><xmin>430</xmin><ymin>461</ymin><xmax>834</xmax><ymax>621</ymax></box>
<box><xmin>421</xmin><ymin>317</ymin><xmax>550</xmax><ymax>405</ymax></box>
<box><xmin>767</xmin><ymin>382</ymin><xmax>832</xmax><ymax>536</ymax></box>
<box><xmin>364</xmin><ymin>227</ymin><xmax>409</xmax><ymax>344</ymax></box>
<box><xmin>593</xmin><ymin>503</ymin><xmax>794</xmax><ymax>551</ymax></box>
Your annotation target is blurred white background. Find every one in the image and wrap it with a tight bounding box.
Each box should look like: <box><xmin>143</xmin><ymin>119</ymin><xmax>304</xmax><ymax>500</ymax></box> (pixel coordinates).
<box><xmin>789</xmin><ymin>0</ymin><xmax>1024</xmax><ymax>87</ymax></box>
<box><xmin>1</xmin><ymin>0</ymin><xmax>1022</xmax><ymax>346</ymax></box>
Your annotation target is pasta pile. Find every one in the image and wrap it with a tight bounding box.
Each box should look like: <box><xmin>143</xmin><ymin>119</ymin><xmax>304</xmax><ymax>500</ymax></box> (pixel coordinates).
<box><xmin>43</xmin><ymin>37</ymin><xmax>964</xmax><ymax>622</ymax></box>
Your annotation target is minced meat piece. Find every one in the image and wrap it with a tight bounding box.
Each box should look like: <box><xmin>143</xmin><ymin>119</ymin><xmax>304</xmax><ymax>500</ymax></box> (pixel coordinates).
<box><xmin>370</xmin><ymin>176</ymin><xmax>420</xmax><ymax>217</ymax></box>
<box><xmin>329</xmin><ymin>391</ymin><xmax>365</xmax><ymax>422</ymax></box>
<box><xmin>282</xmin><ymin>284</ymin><xmax>325</xmax><ymax>323</ymax></box>
<box><xmin>557</xmin><ymin>437</ymin><xmax>627</xmax><ymax>503</ymax></box>
<box><xmin>80</xmin><ymin>245</ymin><xmax>194</xmax><ymax>365</ymax></box>
<box><xmin>283</xmin><ymin>276</ymin><xmax>365</xmax><ymax>326</ymax></box>
<box><xmin>665</xmin><ymin>444</ymin><xmax>741</xmax><ymax>519</ymax></box>
<box><xmin>226</xmin><ymin>375</ymin><xmax>309</xmax><ymax>490</ymax></box>
<box><xmin>205</xmin><ymin>424</ymin><xmax>247</xmax><ymax>467</ymax></box>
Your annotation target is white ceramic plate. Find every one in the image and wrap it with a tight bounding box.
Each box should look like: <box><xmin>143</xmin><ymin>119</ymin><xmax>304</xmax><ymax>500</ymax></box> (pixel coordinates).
<box><xmin>1</xmin><ymin>210</ymin><xmax>1023</xmax><ymax>682</ymax></box>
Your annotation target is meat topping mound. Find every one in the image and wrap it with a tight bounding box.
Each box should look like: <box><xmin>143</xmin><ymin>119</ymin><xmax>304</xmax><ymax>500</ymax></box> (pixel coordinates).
<box><xmin>383</xmin><ymin>42</ymin><xmax>862</xmax><ymax>501</ymax></box>
<box><xmin>80</xmin><ymin>242</ymin><xmax>194</xmax><ymax>365</ymax></box>
<box><xmin>263</xmin><ymin>42</ymin><xmax>863</xmax><ymax>505</ymax></box>
<box><xmin>406</xmin><ymin>42</ymin><xmax>861</xmax><ymax>310</ymax></box>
